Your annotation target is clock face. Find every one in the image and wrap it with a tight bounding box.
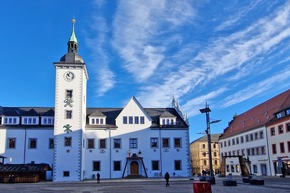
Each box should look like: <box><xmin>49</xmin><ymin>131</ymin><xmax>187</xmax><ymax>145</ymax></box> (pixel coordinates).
<box><xmin>64</xmin><ymin>71</ymin><xmax>74</xmax><ymax>81</ymax></box>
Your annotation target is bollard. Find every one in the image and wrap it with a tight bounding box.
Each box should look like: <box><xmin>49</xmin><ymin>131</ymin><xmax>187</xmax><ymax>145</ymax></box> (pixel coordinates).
<box><xmin>193</xmin><ymin>181</ymin><xmax>212</xmax><ymax>193</ymax></box>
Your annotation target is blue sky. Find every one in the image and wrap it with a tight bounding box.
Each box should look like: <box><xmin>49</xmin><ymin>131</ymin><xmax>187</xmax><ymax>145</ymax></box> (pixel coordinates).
<box><xmin>1</xmin><ymin>0</ymin><xmax>290</xmax><ymax>142</ymax></box>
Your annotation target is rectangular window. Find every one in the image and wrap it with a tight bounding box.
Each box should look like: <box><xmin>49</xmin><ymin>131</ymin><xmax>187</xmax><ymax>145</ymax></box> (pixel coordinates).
<box><xmin>202</xmin><ymin>144</ymin><xmax>206</xmax><ymax>148</ymax></box>
<box><xmin>251</xmin><ymin>148</ymin><xmax>255</xmax><ymax>155</ymax></box>
<box><xmin>66</xmin><ymin>90</ymin><xmax>73</xmax><ymax>98</ymax></box>
<box><xmin>259</xmin><ymin>131</ymin><xmax>264</xmax><ymax>139</ymax></box>
<box><xmin>88</xmin><ymin>139</ymin><xmax>95</xmax><ymax>149</ymax></box>
<box><xmin>66</xmin><ymin>110</ymin><xmax>72</xmax><ymax>119</ymax></box>
<box><xmin>99</xmin><ymin>139</ymin><xmax>106</xmax><ymax>149</ymax></box>
<box><xmin>114</xmin><ymin>138</ymin><xmax>121</xmax><ymax>149</ymax></box>
<box><xmin>224</xmin><ymin>141</ymin><xmax>227</xmax><ymax>147</ymax></box>
<box><xmin>128</xmin><ymin>116</ymin><xmax>133</xmax><ymax>124</ymax></box>
<box><xmin>174</xmin><ymin>138</ymin><xmax>181</xmax><ymax>148</ymax></box>
<box><xmin>49</xmin><ymin>138</ymin><xmax>54</xmax><ymax>149</ymax></box>
<box><xmin>250</xmin><ymin>134</ymin><xmax>253</xmax><ymax>141</ymax></box>
<box><xmin>174</xmin><ymin>160</ymin><xmax>181</xmax><ymax>170</ymax></box>
<box><xmin>93</xmin><ymin>161</ymin><xmax>100</xmax><ymax>171</ymax></box>
<box><xmin>203</xmin><ymin>160</ymin><xmax>207</xmax><ymax>166</ymax></box>
<box><xmin>220</xmin><ymin>142</ymin><xmax>223</xmax><ymax>148</ymax></box>
<box><xmin>261</xmin><ymin>146</ymin><xmax>266</xmax><ymax>155</ymax></box>
<box><xmin>63</xmin><ymin>171</ymin><xmax>70</xmax><ymax>177</ymax></box>
<box><xmin>288</xmin><ymin>141</ymin><xmax>290</xmax><ymax>152</ymax></box>
<box><xmin>134</xmin><ymin>116</ymin><xmax>139</xmax><ymax>124</ymax></box>
<box><xmin>253</xmin><ymin>165</ymin><xmax>258</xmax><ymax>173</ymax></box>
<box><xmin>162</xmin><ymin>138</ymin><xmax>170</xmax><ymax>148</ymax></box>
<box><xmin>152</xmin><ymin>160</ymin><xmax>159</xmax><ymax>170</ymax></box>
<box><xmin>270</xmin><ymin>127</ymin><xmax>275</xmax><ymax>136</ymax></box>
<box><xmin>272</xmin><ymin>144</ymin><xmax>277</xmax><ymax>154</ymax></box>
<box><xmin>254</xmin><ymin>133</ymin><xmax>258</xmax><ymax>140</ymax></box>
<box><xmin>123</xmin><ymin>116</ymin><xmax>127</xmax><ymax>124</ymax></box>
<box><xmin>236</xmin><ymin>137</ymin><xmax>239</xmax><ymax>144</ymax></box>
<box><xmin>280</xmin><ymin>142</ymin><xmax>285</xmax><ymax>153</ymax></box>
<box><xmin>140</xmin><ymin>116</ymin><xmax>145</xmax><ymax>124</ymax></box>
<box><xmin>242</xmin><ymin>149</ymin><xmax>245</xmax><ymax>156</ymax></box>
<box><xmin>129</xmin><ymin>138</ymin><xmax>137</xmax><ymax>149</ymax></box>
<box><xmin>278</xmin><ymin>125</ymin><xmax>284</xmax><ymax>134</ymax></box>
<box><xmin>241</xmin><ymin>136</ymin><xmax>244</xmax><ymax>143</ymax></box>
<box><xmin>247</xmin><ymin>149</ymin><xmax>251</xmax><ymax>156</ymax></box>
<box><xmin>100</xmin><ymin>119</ymin><xmax>104</xmax><ymax>124</ymax></box>
<box><xmin>287</xmin><ymin>123</ymin><xmax>290</xmax><ymax>132</ymax></box>
<box><xmin>150</xmin><ymin>138</ymin><xmax>158</xmax><ymax>148</ymax></box>
<box><xmin>256</xmin><ymin>147</ymin><xmax>260</xmax><ymax>155</ymax></box>
<box><xmin>64</xmin><ymin>137</ymin><xmax>72</xmax><ymax>147</ymax></box>
<box><xmin>232</xmin><ymin>138</ymin><xmax>235</xmax><ymax>145</ymax></box>
<box><xmin>29</xmin><ymin>138</ymin><xmax>37</xmax><ymax>149</ymax></box>
<box><xmin>245</xmin><ymin>135</ymin><xmax>249</xmax><ymax>142</ymax></box>
<box><xmin>228</xmin><ymin>140</ymin><xmax>231</xmax><ymax>146</ymax></box>
<box><xmin>8</xmin><ymin>138</ymin><xmax>16</xmax><ymax>149</ymax></box>
<box><xmin>114</xmin><ymin>161</ymin><xmax>121</xmax><ymax>171</ymax></box>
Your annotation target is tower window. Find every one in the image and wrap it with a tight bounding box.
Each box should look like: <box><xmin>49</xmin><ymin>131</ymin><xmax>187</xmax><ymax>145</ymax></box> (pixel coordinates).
<box><xmin>64</xmin><ymin>137</ymin><xmax>72</xmax><ymax>147</ymax></box>
<box><xmin>66</xmin><ymin>110</ymin><xmax>72</xmax><ymax>119</ymax></box>
<box><xmin>66</xmin><ymin>90</ymin><xmax>73</xmax><ymax>99</ymax></box>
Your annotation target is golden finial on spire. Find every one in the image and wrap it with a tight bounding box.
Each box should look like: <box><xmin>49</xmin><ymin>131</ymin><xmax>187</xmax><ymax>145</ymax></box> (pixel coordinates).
<box><xmin>72</xmin><ymin>18</ymin><xmax>76</xmax><ymax>24</ymax></box>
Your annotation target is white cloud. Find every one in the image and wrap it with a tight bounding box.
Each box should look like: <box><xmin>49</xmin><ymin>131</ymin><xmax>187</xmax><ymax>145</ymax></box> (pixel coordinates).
<box><xmin>221</xmin><ymin>67</ymin><xmax>290</xmax><ymax>108</ymax></box>
<box><xmin>86</xmin><ymin>1</ymin><xmax>116</xmax><ymax>96</ymax></box>
<box><xmin>136</xmin><ymin>1</ymin><xmax>290</xmax><ymax>113</ymax></box>
<box><xmin>112</xmin><ymin>0</ymin><xmax>196</xmax><ymax>82</ymax></box>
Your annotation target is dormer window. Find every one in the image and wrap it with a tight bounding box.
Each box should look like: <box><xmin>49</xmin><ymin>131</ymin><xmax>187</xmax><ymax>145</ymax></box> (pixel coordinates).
<box><xmin>160</xmin><ymin>118</ymin><xmax>176</xmax><ymax>125</ymax></box>
<box><xmin>41</xmin><ymin>117</ymin><xmax>54</xmax><ymax>125</ymax></box>
<box><xmin>2</xmin><ymin>116</ymin><xmax>19</xmax><ymax>125</ymax></box>
<box><xmin>22</xmin><ymin>117</ymin><xmax>39</xmax><ymax>125</ymax></box>
<box><xmin>90</xmin><ymin>117</ymin><xmax>106</xmax><ymax>125</ymax></box>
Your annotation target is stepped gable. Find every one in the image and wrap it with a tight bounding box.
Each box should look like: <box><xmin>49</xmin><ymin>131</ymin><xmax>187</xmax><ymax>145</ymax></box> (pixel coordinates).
<box><xmin>220</xmin><ymin>89</ymin><xmax>290</xmax><ymax>139</ymax></box>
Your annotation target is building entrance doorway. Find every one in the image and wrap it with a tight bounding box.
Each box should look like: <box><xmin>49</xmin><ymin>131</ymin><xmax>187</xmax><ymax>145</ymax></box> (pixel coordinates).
<box><xmin>261</xmin><ymin>164</ymin><xmax>267</xmax><ymax>175</ymax></box>
<box><xmin>130</xmin><ymin>161</ymin><xmax>139</xmax><ymax>175</ymax></box>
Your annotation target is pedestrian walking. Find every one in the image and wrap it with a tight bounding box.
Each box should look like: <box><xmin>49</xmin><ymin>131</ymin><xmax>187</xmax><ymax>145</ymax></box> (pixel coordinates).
<box><xmin>281</xmin><ymin>165</ymin><xmax>286</xmax><ymax>178</ymax></box>
<box><xmin>164</xmin><ymin>172</ymin><xmax>170</xmax><ymax>187</ymax></box>
<box><xmin>97</xmin><ymin>173</ymin><xmax>100</xmax><ymax>183</ymax></box>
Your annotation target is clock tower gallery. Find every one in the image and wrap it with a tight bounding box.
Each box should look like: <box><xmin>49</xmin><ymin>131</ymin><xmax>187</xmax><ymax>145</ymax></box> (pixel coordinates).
<box><xmin>53</xmin><ymin>19</ymin><xmax>89</xmax><ymax>181</ymax></box>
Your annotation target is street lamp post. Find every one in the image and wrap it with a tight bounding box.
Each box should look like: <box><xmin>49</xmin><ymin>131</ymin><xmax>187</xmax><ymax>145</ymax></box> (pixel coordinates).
<box><xmin>199</xmin><ymin>103</ymin><xmax>220</xmax><ymax>184</ymax></box>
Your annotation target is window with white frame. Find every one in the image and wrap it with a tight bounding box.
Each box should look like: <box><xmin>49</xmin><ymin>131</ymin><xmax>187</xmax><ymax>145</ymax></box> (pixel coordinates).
<box><xmin>22</xmin><ymin>117</ymin><xmax>39</xmax><ymax>125</ymax></box>
<box><xmin>129</xmin><ymin>138</ymin><xmax>137</xmax><ymax>149</ymax></box>
<box><xmin>151</xmin><ymin>138</ymin><xmax>158</xmax><ymax>148</ymax></box>
<box><xmin>3</xmin><ymin>117</ymin><xmax>19</xmax><ymax>125</ymax></box>
<box><xmin>42</xmin><ymin>117</ymin><xmax>54</xmax><ymax>125</ymax></box>
<box><xmin>160</xmin><ymin>118</ymin><xmax>176</xmax><ymax>125</ymax></box>
<box><xmin>90</xmin><ymin>117</ymin><xmax>105</xmax><ymax>125</ymax></box>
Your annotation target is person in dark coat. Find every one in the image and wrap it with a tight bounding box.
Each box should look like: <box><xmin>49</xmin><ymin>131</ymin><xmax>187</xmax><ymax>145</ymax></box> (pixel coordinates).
<box><xmin>164</xmin><ymin>172</ymin><xmax>170</xmax><ymax>187</ymax></box>
<box><xmin>281</xmin><ymin>165</ymin><xmax>286</xmax><ymax>178</ymax></box>
<box><xmin>96</xmin><ymin>173</ymin><xmax>100</xmax><ymax>183</ymax></box>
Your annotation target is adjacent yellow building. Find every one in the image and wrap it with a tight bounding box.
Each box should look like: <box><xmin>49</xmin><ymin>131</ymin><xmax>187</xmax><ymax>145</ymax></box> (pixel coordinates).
<box><xmin>190</xmin><ymin>134</ymin><xmax>221</xmax><ymax>175</ymax></box>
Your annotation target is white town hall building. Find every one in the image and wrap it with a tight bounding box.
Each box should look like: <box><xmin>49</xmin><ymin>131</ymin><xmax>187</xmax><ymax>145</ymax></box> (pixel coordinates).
<box><xmin>0</xmin><ymin>20</ymin><xmax>190</xmax><ymax>181</ymax></box>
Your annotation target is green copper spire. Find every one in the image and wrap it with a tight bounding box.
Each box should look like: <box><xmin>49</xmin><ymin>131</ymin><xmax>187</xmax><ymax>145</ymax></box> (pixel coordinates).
<box><xmin>67</xmin><ymin>19</ymin><xmax>78</xmax><ymax>53</ymax></box>
<box><xmin>69</xmin><ymin>19</ymin><xmax>78</xmax><ymax>43</ymax></box>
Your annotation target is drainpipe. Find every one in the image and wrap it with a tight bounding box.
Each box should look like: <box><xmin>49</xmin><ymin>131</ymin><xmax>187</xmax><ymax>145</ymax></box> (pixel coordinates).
<box><xmin>109</xmin><ymin>129</ymin><xmax>112</xmax><ymax>179</ymax></box>
<box><xmin>264</xmin><ymin>127</ymin><xmax>272</xmax><ymax>176</ymax></box>
<box><xmin>159</xmin><ymin>127</ymin><xmax>162</xmax><ymax>176</ymax></box>
<box><xmin>23</xmin><ymin>127</ymin><xmax>27</xmax><ymax>164</ymax></box>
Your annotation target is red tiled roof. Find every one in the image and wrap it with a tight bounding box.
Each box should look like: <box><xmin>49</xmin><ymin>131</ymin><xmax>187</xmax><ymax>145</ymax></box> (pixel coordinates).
<box><xmin>220</xmin><ymin>89</ymin><xmax>290</xmax><ymax>139</ymax></box>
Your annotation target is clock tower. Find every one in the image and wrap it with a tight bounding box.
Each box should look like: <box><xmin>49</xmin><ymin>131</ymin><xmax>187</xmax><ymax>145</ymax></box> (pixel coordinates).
<box><xmin>53</xmin><ymin>19</ymin><xmax>88</xmax><ymax>181</ymax></box>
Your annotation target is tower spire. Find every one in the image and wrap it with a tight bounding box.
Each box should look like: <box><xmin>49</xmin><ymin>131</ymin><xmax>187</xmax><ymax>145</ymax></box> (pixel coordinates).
<box><xmin>67</xmin><ymin>19</ymin><xmax>78</xmax><ymax>53</ymax></box>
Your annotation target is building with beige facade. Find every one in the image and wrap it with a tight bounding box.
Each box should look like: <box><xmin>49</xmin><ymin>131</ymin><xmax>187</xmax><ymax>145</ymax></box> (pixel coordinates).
<box><xmin>190</xmin><ymin>134</ymin><xmax>221</xmax><ymax>175</ymax></box>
